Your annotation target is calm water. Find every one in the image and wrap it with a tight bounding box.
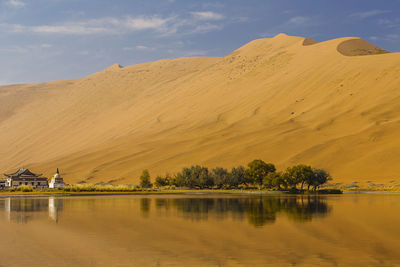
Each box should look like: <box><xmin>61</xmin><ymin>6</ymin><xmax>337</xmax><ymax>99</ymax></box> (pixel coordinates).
<box><xmin>0</xmin><ymin>194</ymin><xmax>399</xmax><ymax>266</ymax></box>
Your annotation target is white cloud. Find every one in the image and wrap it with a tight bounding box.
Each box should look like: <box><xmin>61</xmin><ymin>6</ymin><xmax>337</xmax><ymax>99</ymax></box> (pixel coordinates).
<box><xmin>0</xmin><ymin>13</ymin><xmax>228</xmax><ymax>36</ymax></box>
<box><xmin>0</xmin><ymin>16</ymin><xmax>172</xmax><ymax>35</ymax></box>
<box><xmin>378</xmin><ymin>18</ymin><xmax>400</xmax><ymax>28</ymax></box>
<box><xmin>191</xmin><ymin>23</ymin><xmax>222</xmax><ymax>34</ymax></box>
<box><xmin>191</xmin><ymin>11</ymin><xmax>224</xmax><ymax>21</ymax></box>
<box><xmin>40</xmin><ymin>43</ymin><xmax>52</xmax><ymax>48</ymax></box>
<box><xmin>386</xmin><ymin>33</ymin><xmax>400</xmax><ymax>40</ymax></box>
<box><xmin>124</xmin><ymin>45</ymin><xmax>155</xmax><ymax>51</ymax></box>
<box><xmin>5</xmin><ymin>0</ymin><xmax>25</xmax><ymax>7</ymax></box>
<box><xmin>135</xmin><ymin>45</ymin><xmax>152</xmax><ymax>50</ymax></box>
<box><xmin>349</xmin><ymin>10</ymin><xmax>391</xmax><ymax>19</ymax></box>
<box><xmin>0</xmin><ymin>45</ymin><xmax>28</xmax><ymax>53</ymax></box>
<box><xmin>288</xmin><ymin>16</ymin><xmax>309</xmax><ymax>25</ymax></box>
<box><xmin>124</xmin><ymin>16</ymin><xmax>171</xmax><ymax>30</ymax></box>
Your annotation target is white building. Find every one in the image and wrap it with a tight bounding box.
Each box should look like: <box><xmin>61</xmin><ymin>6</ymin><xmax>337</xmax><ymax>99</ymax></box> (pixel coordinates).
<box><xmin>49</xmin><ymin>168</ymin><xmax>65</xmax><ymax>189</ymax></box>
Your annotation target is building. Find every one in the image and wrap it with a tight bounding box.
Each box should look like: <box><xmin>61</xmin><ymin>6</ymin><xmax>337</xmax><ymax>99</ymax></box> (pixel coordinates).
<box><xmin>49</xmin><ymin>168</ymin><xmax>65</xmax><ymax>189</ymax></box>
<box><xmin>4</xmin><ymin>168</ymin><xmax>49</xmax><ymax>188</ymax></box>
<box><xmin>0</xmin><ymin>179</ymin><xmax>6</xmax><ymax>189</ymax></box>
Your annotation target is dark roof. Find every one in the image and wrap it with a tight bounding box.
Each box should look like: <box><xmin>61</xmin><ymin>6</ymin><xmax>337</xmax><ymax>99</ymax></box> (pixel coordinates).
<box><xmin>4</xmin><ymin>168</ymin><xmax>42</xmax><ymax>178</ymax></box>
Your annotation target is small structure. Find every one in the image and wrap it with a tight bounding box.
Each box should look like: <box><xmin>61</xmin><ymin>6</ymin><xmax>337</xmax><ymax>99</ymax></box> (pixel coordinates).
<box><xmin>0</xmin><ymin>179</ymin><xmax>6</xmax><ymax>189</ymax></box>
<box><xmin>49</xmin><ymin>168</ymin><xmax>65</xmax><ymax>189</ymax></box>
<box><xmin>4</xmin><ymin>168</ymin><xmax>49</xmax><ymax>188</ymax></box>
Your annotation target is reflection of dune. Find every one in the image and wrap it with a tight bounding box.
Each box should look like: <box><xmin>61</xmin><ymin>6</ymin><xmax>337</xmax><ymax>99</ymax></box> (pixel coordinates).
<box><xmin>1</xmin><ymin>34</ymin><xmax>400</xmax><ymax>184</ymax></box>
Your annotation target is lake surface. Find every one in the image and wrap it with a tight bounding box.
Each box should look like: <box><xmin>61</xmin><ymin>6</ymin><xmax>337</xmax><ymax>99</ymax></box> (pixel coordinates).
<box><xmin>0</xmin><ymin>194</ymin><xmax>399</xmax><ymax>266</ymax></box>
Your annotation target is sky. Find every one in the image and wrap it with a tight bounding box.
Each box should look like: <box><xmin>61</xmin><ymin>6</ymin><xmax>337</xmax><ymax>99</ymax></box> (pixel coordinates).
<box><xmin>0</xmin><ymin>0</ymin><xmax>399</xmax><ymax>85</ymax></box>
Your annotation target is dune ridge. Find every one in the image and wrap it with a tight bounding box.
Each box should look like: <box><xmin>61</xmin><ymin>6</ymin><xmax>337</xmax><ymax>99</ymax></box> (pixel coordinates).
<box><xmin>0</xmin><ymin>34</ymin><xmax>399</xmax><ymax>184</ymax></box>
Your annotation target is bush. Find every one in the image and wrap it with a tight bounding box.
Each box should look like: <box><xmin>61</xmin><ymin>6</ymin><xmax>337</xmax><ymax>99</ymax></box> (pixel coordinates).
<box><xmin>317</xmin><ymin>189</ymin><xmax>342</xmax><ymax>194</ymax></box>
<box><xmin>16</xmin><ymin>185</ymin><xmax>34</xmax><ymax>192</ymax></box>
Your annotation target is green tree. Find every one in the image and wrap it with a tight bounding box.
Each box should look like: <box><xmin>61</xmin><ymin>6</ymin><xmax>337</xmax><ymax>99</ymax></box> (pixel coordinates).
<box><xmin>310</xmin><ymin>168</ymin><xmax>331</xmax><ymax>190</ymax></box>
<box><xmin>264</xmin><ymin>172</ymin><xmax>284</xmax><ymax>189</ymax></box>
<box><xmin>284</xmin><ymin>165</ymin><xmax>313</xmax><ymax>190</ymax></box>
<box><xmin>230</xmin><ymin>166</ymin><xmax>246</xmax><ymax>187</ymax></box>
<box><xmin>154</xmin><ymin>176</ymin><xmax>168</xmax><ymax>188</ymax></box>
<box><xmin>245</xmin><ymin>160</ymin><xmax>276</xmax><ymax>185</ymax></box>
<box><xmin>175</xmin><ymin>165</ymin><xmax>211</xmax><ymax>188</ymax></box>
<box><xmin>211</xmin><ymin>167</ymin><xmax>230</xmax><ymax>188</ymax></box>
<box><xmin>139</xmin><ymin>169</ymin><xmax>153</xmax><ymax>188</ymax></box>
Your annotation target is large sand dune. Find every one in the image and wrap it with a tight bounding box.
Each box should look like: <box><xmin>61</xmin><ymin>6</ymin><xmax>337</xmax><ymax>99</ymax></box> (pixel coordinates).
<box><xmin>1</xmin><ymin>33</ymin><xmax>400</xmax><ymax>184</ymax></box>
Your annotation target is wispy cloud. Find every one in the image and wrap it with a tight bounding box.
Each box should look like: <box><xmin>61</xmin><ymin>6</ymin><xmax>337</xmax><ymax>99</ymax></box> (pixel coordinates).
<box><xmin>349</xmin><ymin>10</ymin><xmax>391</xmax><ymax>19</ymax></box>
<box><xmin>288</xmin><ymin>16</ymin><xmax>310</xmax><ymax>25</ymax></box>
<box><xmin>191</xmin><ymin>11</ymin><xmax>224</xmax><ymax>21</ymax></box>
<box><xmin>123</xmin><ymin>45</ymin><xmax>156</xmax><ymax>51</ymax></box>
<box><xmin>191</xmin><ymin>23</ymin><xmax>222</xmax><ymax>33</ymax></box>
<box><xmin>0</xmin><ymin>14</ymin><xmax>226</xmax><ymax>36</ymax></box>
<box><xmin>386</xmin><ymin>33</ymin><xmax>400</xmax><ymax>40</ymax></box>
<box><xmin>378</xmin><ymin>18</ymin><xmax>400</xmax><ymax>28</ymax></box>
<box><xmin>5</xmin><ymin>0</ymin><xmax>25</xmax><ymax>7</ymax></box>
<box><xmin>0</xmin><ymin>43</ymin><xmax>53</xmax><ymax>54</ymax></box>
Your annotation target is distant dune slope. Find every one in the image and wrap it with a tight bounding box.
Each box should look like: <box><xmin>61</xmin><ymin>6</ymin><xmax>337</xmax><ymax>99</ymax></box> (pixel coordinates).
<box><xmin>1</xmin><ymin>34</ymin><xmax>400</xmax><ymax>184</ymax></box>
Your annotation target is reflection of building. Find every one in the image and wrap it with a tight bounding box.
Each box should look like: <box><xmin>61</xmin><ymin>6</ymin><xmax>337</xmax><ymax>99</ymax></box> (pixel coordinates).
<box><xmin>4</xmin><ymin>168</ymin><xmax>48</xmax><ymax>188</ymax></box>
<box><xmin>48</xmin><ymin>197</ymin><xmax>64</xmax><ymax>222</ymax></box>
<box><xmin>0</xmin><ymin>197</ymin><xmax>64</xmax><ymax>223</ymax></box>
<box><xmin>49</xmin><ymin>169</ymin><xmax>65</xmax><ymax>189</ymax></box>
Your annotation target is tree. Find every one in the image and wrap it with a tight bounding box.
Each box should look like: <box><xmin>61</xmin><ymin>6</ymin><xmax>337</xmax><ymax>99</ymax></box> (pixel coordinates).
<box><xmin>211</xmin><ymin>167</ymin><xmax>230</xmax><ymax>188</ymax></box>
<box><xmin>154</xmin><ymin>176</ymin><xmax>168</xmax><ymax>188</ymax></box>
<box><xmin>284</xmin><ymin>165</ymin><xmax>313</xmax><ymax>190</ymax></box>
<box><xmin>139</xmin><ymin>169</ymin><xmax>152</xmax><ymax>188</ymax></box>
<box><xmin>310</xmin><ymin>168</ymin><xmax>331</xmax><ymax>190</ymax></box>
<box><xmin>264</xmin><ymin>172</ymin><xmax>284</xmax><ymax>189</ymax></box>
<box><xmin>175</xmin><ymin>165</ymin><xmax>211</xmax><ymax>188</ymax></box>
<box><xmin>245</xmin><ymin>160</ymin><xmax>276</xmax><ymax>185</ymax></box>
<box><xmin>230</xmin><ymin>166</ymin><xmax>246</xmax><ymax>187</ymax></box>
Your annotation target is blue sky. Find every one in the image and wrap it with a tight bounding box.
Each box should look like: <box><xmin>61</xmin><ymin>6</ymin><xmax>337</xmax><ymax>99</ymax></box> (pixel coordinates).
<box><xmin>0</xmin><ymin>0</ymin><xmax>399</xmax><ymax>84</ymax></box>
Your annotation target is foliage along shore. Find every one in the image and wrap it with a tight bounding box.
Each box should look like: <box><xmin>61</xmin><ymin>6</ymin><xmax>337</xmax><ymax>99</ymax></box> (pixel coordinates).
<box><xmin>3</xmin><ymin>158</ymin><xmax>400</xmax><ymax>195</ymax></box>
<box><xmin>5</xmin><ymin>159</ymin><xmax>400</xmax><ymax>195</ymax></box>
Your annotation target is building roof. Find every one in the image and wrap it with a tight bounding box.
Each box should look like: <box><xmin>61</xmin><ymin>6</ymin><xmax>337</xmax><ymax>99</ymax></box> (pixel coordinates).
<box><xmin>4</xmin><ymin>168</ymin><xmax>43</xmax><ymax>178</ymax></box>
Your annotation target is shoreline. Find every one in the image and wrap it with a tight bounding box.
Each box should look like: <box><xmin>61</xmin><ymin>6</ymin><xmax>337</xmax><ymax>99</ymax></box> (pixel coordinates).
<box><xmin>0</xmin><ymin>188</ymin><xmax>399</xmax><ymax>197</ymax></box>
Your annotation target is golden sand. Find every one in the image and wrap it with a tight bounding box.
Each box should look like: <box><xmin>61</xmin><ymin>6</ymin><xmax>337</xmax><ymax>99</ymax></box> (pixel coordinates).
<box><xmin>1</xmin><ymin>34</ymin><xmax>399</xmax><ymax>184</ymax></box>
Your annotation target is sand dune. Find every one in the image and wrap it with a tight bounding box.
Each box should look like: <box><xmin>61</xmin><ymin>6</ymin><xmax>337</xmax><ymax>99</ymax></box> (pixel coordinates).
<box><xmin>1</xmin><ymin>33</ymin><xmax>400</xmax><ymax>184</ymax></box>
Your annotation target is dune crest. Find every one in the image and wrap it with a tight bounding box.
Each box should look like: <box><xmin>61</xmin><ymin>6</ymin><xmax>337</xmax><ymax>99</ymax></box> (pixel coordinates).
<box><xmin>0</xmin><ymin>34</ymin><xmax>399</xmax><ymax>184</ymax></box>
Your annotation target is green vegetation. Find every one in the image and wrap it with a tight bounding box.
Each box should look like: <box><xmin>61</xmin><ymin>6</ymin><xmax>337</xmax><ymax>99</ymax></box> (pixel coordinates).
<box><xmin>149</xmin><ymin>159</ymin><xmax>337</xmax><ymax>193</ymax></box>
<box><xmin>0</xmin><ymin>160</ymin><xmax>341</xmax><ymax>195</ymax></box>
<box><xmin>139</xmin><ymin>169</ymin><xmax>152</xmax><ymax>188</ymax></box>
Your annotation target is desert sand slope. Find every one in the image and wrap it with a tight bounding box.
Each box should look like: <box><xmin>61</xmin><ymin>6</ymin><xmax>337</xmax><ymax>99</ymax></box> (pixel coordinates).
<box><xmin>1</xmin><ymin>33</ymin><xmax>400</xmax><ymax>184</ymax></box>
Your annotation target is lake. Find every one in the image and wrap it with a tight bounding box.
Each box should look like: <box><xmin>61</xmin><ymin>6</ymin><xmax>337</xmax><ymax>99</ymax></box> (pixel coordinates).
<box><xmin>0</xmin><ymin>194</ymin><xmax>399</xmax><ymax>266</ymax></box>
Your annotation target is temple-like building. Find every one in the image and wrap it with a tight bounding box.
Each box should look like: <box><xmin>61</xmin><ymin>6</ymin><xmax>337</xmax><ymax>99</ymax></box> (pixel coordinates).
<box><xmin>4</xmin><ymin>168</ymin><xmax>49</xmax><ymax>188</ymax></box>
<box><xmin>49</xmin><ymin>168</ymin><xmax>65</xmax><ymax>188</ymax></box>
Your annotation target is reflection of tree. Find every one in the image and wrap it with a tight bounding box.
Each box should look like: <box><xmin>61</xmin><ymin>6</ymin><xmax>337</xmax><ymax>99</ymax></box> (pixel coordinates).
<box><xmin>140</xmin><ymin>198</ymin><xmax>151</xmax><ymax>217</ymax></box>
<box><xmin>151</xmin><ymin>196</ymin><xmax>331</xmax><ymax>227</ymax></box>
<box><xmin>283</xmin><ymin>196</ymin><xmax>330</xmax><ymax>222</ymax></box>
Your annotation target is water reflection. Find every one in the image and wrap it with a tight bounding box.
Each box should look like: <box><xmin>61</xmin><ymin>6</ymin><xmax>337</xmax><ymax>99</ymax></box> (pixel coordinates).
<box><xmin>0</xmin><ymin>197</ymin><xmax>64</xmax><ymax>224</ymax></box>
<box><xmin>0</xmin><ymin>195</ymin><xmax>331</xmax><ymax>227</ymax></box>
<box><xmin>152</xmin><ymin>196</ymin><xmax>331</xmax><ymax>227</ymax></box>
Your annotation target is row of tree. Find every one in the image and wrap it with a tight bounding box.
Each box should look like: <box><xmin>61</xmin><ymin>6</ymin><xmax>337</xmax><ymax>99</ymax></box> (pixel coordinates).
<box><xmin>139</xmin><ymin>160</ymin><xmax>331</xmax><ymax>191</ymax></box>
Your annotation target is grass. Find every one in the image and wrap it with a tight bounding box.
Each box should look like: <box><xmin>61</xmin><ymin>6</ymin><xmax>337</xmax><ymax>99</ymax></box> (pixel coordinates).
<box><xmin>3</xmin><ymin>183</ymin><xmax>400</xmax><ymax>196</ymax></box>
<box><xmin>0</xmin><ymin>184</ymin><xmax>346</xmax><ymax>196</ymax></box>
